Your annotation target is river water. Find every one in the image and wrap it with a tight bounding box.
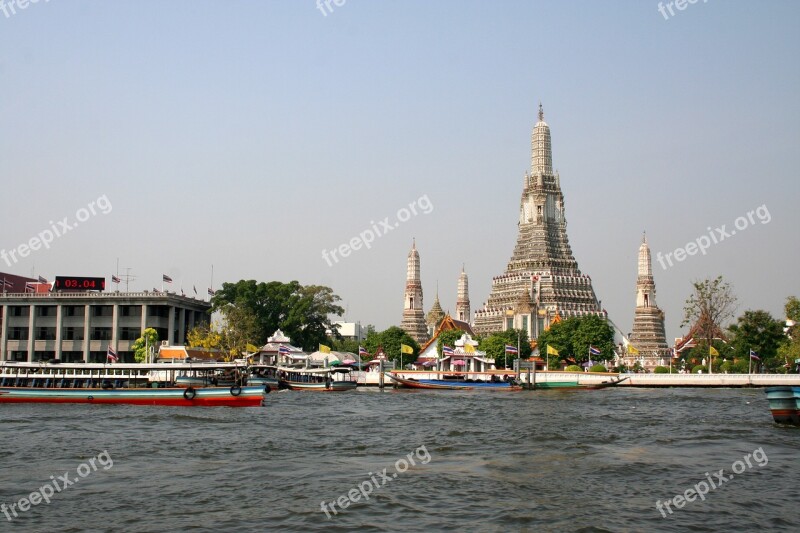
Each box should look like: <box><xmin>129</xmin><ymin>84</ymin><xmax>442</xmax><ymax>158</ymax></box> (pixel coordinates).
<box><xmin>1</xmin><ymin>388</ymin><xmax>797</xmax><ymax>532</ymax></box>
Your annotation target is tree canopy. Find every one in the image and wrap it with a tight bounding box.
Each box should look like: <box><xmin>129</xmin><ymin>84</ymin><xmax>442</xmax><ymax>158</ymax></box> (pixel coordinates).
<box><xmin>211</xmin><ymin>280</ymin><xmax>344</xmax><ymax>351</ymax></box>
<box><xmin>363</xmin><ymin>326</ymin><xmax>419</xmax><ymax>366</ymax></box>
<box><xmin>131</xmin><ymin>328</ymin><xmax>159</xmax><ymax>363</ymax></box>
<box><xmin>727</xmin><ymin>310</ymin><xmax>785</xmax><ymax>371</ymax></box>
<box><xmin>683</xmin><ymin>276</ymin><xmax>737</xmax><ymax>372</ymax></box>
<box><xmin>479</xmin><ymin>329</ymin><xmax>532</xmax><ymax>369</ymax></box>
<box><xmin>536</xmin><ymin>315</ymin><xmax>615</xmax><ymax>367</ymax></box>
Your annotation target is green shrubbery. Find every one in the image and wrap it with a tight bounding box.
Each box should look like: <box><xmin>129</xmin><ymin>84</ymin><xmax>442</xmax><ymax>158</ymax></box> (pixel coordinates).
<box><xmin>654</xmin><ymin>366</ymin><xmax>670</xmax><ymax>374</ymax></box>
<box><xmin>589</xmin><ymin>364</ymin><xmax>607</xmax><ymax>373</ymax></box>
<box><xmin>691</xmin><ymin>365</ymin><xmax>706</xmax><ymax>374</ymax></box>
<box><xmin>564</xmin><ymin>365</ymin><xmax>582</xmax><ymax>372</ymax></box>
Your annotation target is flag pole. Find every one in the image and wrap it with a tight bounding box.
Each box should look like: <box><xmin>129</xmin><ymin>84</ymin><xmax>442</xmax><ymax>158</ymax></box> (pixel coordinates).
<box><xmin>749</xmin><ymin>347</ymin><xmax>752</xmax><ymax>375</ymax></box>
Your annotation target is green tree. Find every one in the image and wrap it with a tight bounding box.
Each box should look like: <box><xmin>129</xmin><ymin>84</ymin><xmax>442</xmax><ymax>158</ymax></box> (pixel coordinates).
<box><xmin>777</xmin><ymin>296</ymin><xmax>800</xmax><ymax>373</ymax></box>
<box><xmin>437</xmin><ymin>329</ymin><xmax>468</xmax><ymax>356</ymax></box>
<box><xmin>536</xmin><ymin>316</ymin><xmax>614</xmax><ymax>367</ymax></box>
<box><xmin>479</xmin><ymin>329</ymin><xmax>532</xmax><ymax>369</ymax></box>
<box><xmin>682</xmin><ymin>276</ymin><xmax>737</xmax><ymax>373</ymax></box>
<box><xmin>537</xmin><ymin>318</ymin><xmax>579</xmax><ymax>368</ymax></box>
<box><xmin>363</xmin><ymin>326</ymin><xmax>419</xmax><ymax>366</ymax></box>
<box><xmin>573</xmin><ymin>315</ymin><xmax>615</xmax><ymax>363</ymax></box>
<box><xmin>131</xmin><ymin>328</ymin><xmax>159</xmax><ymax>363</ymax></box>
<box><xmin>212</xmin><ymin>280</ymin><xmax>344</xmax><ymax>350</ymax></box>
<box><xmin>727</xmin><ymin>310</ymin><xmax>786</xmax><ymax>372</ymax></box>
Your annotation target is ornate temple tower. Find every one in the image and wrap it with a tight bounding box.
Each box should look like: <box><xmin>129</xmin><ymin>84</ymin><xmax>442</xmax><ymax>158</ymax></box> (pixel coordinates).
<box><xmin>400</xmin><ymin>240</ymin><xmax>429</xmax><ymax>343</ymax></box>
<box><xmin>473</xmin><ymin>103</ymin><xmax>604</xmax><ymax>337</ymax></box>
<box><xmin>456</xmin><ymin>267</ymin><xmax>471</xmax><ymax>323</ymax></box>
<box><xmin>628</xmin><ymin>234</ymin><xmax>668</xmax><ymax>356</ymax></box>
<box><xmin>426</xmin><ymin>287</ymin><xmax>446</xmax><ymax>337</ymax></box>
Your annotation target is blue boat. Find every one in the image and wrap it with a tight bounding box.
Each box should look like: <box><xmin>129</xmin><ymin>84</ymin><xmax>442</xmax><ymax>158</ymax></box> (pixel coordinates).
<box><xmin>764</xmin><ymin>386</ymin><xmax>800</xmax><ymax>425</ymax></box>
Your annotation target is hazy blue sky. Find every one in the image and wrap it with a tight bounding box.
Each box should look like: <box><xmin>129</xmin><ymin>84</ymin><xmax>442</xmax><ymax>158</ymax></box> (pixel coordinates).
<box><xmin>1</xmin><ymin>1</ymin><xmax>798</xmax><ymax>342</ymax></box>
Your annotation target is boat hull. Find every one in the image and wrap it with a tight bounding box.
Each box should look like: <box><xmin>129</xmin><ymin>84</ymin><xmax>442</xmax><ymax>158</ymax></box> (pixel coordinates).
<box><xmin>388</xmin><ymin>374</ymin><xmax>522</xmax><ymax>391</ymax></box>
<box><xmin>281</xmin><ymin>380</ymin><xmax>357</xmax><ymax>392</ymax></box>
<box><xmin>0</xmin><ymin>386</ymin><xmax>265</xmax><ymax>407</ymax></box>
<box><xmin>765</xmin><ymin>386</ymin><xmax>800</xmax><ymax>425</ymax></box>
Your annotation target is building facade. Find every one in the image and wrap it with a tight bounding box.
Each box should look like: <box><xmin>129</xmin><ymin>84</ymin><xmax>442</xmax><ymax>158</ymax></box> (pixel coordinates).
<box><xmin>473</xmin><ymin>103</ymin><xmax>604</xmax><ymax>338</ymax></box>
<box><xmin>400</xmin><ymin>240</ymin><xmax>429</xmax><ymax>344</ymax></box>
<box><xmin>0</xmin><ymin>290</ymin><xmax>211</xmax><ymax>362</ymax></box>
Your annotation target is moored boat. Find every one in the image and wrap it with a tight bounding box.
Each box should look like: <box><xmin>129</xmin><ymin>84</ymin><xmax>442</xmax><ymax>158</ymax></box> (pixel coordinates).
<box><xmin>764</xmin><ymin>386</ymin><xmax>800</xmax><ymax>425</ymax></box>
<box><xmin>277</xmin><ymin>366</ymin><xmax>357</xmax><ymax>391</ymax></box>
<box><xmin>387</xmin><ymin>373</ymin><xmax>522</xmax><ymax>391</ymax></box>
<box><xmin>0</xmin><ymin>361</ymin><xmax>265</xmax><ymax>407</ymax></box>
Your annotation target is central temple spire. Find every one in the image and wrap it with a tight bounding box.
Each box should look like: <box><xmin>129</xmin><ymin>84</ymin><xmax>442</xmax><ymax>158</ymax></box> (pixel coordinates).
<box><xmin>474</xmin><ymin>101</ymin><xmax>603</xmax><ymax>337</ymax></box>
<box><xmin>531</xmin><ymin>102</ymin><xmax>553</xmax><ymax>175</ymax></box>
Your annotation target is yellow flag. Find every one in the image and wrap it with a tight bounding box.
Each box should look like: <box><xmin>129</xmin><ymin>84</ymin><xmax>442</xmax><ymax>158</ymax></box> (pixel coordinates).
<box><xmin>627</xmin><ymin>344</ymin><xmax>640</xmax><ymax>355</ymax></box>
<box><xmin>463</xmin><ymin>343</ymin><xmax>475</xmax><ymax>353</ymax></box>
<box><xmin>709</xmin><ymin>346</ymin><xmax>719</xmax><ymax>356</ymax></box>
<box><xmin>546</xmin><ymin>345</ymin><xmax>559</xmax><ymax>356</ymax></box>
<box><xmin>319</xmin><ymin>344</ymin><xmax>331</xmax><ymax>354</ymax></box>
<box><xmin>400</xmin><ymin>344</ymin><xmax>414</xmax><ymax>355</ymax></box>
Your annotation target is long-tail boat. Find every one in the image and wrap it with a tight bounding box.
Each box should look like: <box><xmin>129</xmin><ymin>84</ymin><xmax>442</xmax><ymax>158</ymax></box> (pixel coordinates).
<box><xmin>387</xmin><ymin>373</ymin><xmax>522</xmax><ymax>391</ymax></box>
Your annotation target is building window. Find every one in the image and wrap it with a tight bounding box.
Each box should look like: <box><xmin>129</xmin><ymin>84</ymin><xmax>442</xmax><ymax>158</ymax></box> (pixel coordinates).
<box><xmin>37</xmin><ymin>306</ymin><xmax>57</xmax><ymax>317</ymax></box>
<box><xmin>120</xmin><ymin>327</ymin><xmax>141</xmax><ymax>341</ymax></box>
<box><xmin>522</xmin><ymin>315</ymin><xmax>529</xmax><ymax>333</ymax></box>
<box><xmin>64</xmin><ymin>305</ymin><xmax>84</xmax><ymax>317</ymax></box>
<box><xmin>10</xmin><ymin>306</ymin><xmax>28</xmax><ymax>317</ymax></box>
<box><xmin>62</xmin><ymin>327</ymin><xmax>84</xmax><ymax>341</ymax></box>
<box><xmin>36</xmin><ymin>327</ymin><xmax>56</xmax><ymax>340</ymax></box>
<box><xmin>9</xmin><ymin>327</ymin><xmax>29</xmax><ymax>340</ymax></box>
<box><xmin>91</xmin><ymin>327</ymin><xmax>112</xmax><ymax>341</ymax></box>
<box><xmin>92</xmin><ymin>306</ymin><xmax>113</xmax><ymax>317</ymax></box>
<box><xmin>121</xmin><ymin>306</ymin><xmax>142</xmax><ymax>317</ymax></box>
<box><xmin>506</xmin><ymin>317</ymin><xmax>514</xmax><ymax>330</ymax></box>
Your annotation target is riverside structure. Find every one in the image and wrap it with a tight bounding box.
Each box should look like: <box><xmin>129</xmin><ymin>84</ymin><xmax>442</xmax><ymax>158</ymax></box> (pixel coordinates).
<box><xmin>0</xmin><ymin>284</ymin><xmax>211</xmax><ymax>362</ymax></box>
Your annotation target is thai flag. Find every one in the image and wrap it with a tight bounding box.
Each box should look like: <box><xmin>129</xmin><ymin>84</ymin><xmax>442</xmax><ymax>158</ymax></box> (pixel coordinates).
<box><xmin>112</xmin><ymin>275</ymin><xmax>121</xmax><ymax>283</ymax></box>
<box><xmin>107</xmin><ymin>347</ymin><xmax>119</xmax><ymax>362</ymax></box>
<box><xmin>278</xmin><ymin>345</ymin><xmax>291</xmax><ymax>355</ymax></box>
<box><xmin>749</xmin><ymin>349</ymin><xmax>760</xmax><ymax>361</ymax></box>
<box><xmin>208</xmin><ymin>288</ymin><xmax>215</xmax><ymax>296</ymax></box>
<box><xmin>25</xmin><ymin>282</ymin><xmax>35</xmax><ymax>292</ymax></box>
<box><xmin>1</xmin><ymin>279</ymin><xmax>13</xmax><ymax>288</ymax></box>
<box><xmin>38</xmin><ymin>275</ymin><xmax>48</xmax><ymax>283</ymax></box>
<box><xmin>442</xmin><ymin>345</ymin><xmax>455</xmax><ymax>356</ymax></box>
<box><xmin>505</xmin><ymin>344</ymin><xmax>518</xmax><ymax>354</ymax></box>
<box><xmin>162</xmin><ymin>274</ymin><xmax>173</xmax><ymax>283</ymax></box>
<box><xmin>358</xmin><ymin>346</ymin><xmax>368</xmax><ymax>356</ymax></box>
<box><xmin>589</xmin><ymin>345</ymin><xmax>602</xmax><ymax>356</ymax></box>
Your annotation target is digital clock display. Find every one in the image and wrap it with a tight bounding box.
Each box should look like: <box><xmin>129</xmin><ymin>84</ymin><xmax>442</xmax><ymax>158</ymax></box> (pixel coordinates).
<box><xmin>53</xmin><ymin>276</ymin><xmax>106</xmax><ymax>291</ymax></box>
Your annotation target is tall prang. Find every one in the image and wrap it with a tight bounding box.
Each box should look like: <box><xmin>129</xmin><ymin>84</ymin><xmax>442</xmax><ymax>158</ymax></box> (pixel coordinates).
<box><xmin>400</xmin><ymin>239</ymin><xmax>429</xmax><ymax>343</ymax></box>
<box><xmin>627</xmin><ymin>233</ymin><xmax>668</xmax><ymax>361</ymax></box>
<box><xmin>456</xmin><ymin>266</ymin><xmax>470</xmax><ymax>323</ymax></box>
<box><xmin>473</xmin><ymin>103</ymin><xmax>604</xmax><ymax>338</ymax></box>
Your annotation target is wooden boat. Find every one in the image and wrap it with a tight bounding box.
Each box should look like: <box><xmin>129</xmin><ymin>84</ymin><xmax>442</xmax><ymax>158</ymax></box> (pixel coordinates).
<box><xmin>387</xmin><ymin>373</ymin><xmax>522</xmax><ymax>391</ymax></box>
<box><xmin>247</xmin><ymin>365</ymin><xmax>280</xmax><ymax>390</ymax></box>
<box><xmin>277</xmin><ymin>366</ymin><xmax>357</xmax><ymax>391</ymax></box>
<box><xmin>533</xmin><ymin>375</ymin><xmax>629</xmax><ymax>390</ymax></box>
<box><xmin>0</xmin><ymin>361</ymin><xmax>265</xmax><ymax>407</ymax></box>
<box><xmin>764</xmin><ymin>386</ymin><xmax>800</xmax><ymax>425</ymax></box>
